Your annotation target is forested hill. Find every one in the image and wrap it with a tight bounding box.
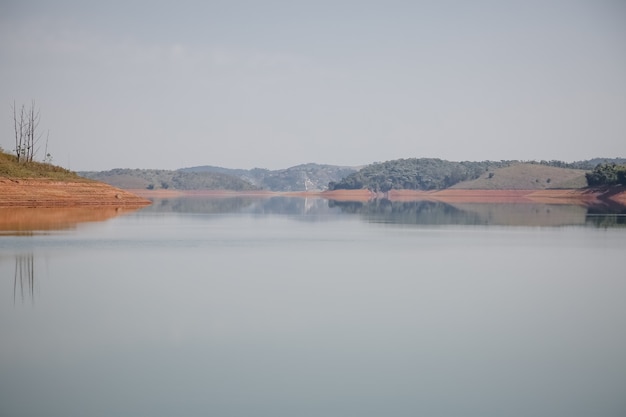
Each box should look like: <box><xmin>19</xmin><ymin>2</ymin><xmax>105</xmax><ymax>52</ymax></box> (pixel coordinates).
<box><xmin>328</xmin><ymin>158</ymin><xmax>625</xmax><ymax>191</ymax></box>
<box><xmin>328</xmin><ymin>159</ymin><xmax>512</xmax><ymax>191</ymax></box>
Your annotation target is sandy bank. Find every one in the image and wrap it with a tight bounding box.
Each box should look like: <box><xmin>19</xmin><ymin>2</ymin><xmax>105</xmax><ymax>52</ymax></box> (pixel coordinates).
<box><xmin>0</xmin><ymin>178</ymin><xmax>151</xmax><ymax>207</ymax></box>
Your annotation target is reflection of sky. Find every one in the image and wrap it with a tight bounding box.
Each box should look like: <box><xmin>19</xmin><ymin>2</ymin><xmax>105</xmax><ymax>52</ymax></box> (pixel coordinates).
<box><xmin>1</xmin><ymin>211</ymin><xmax>626</xmax><ymax>416</ymax></box>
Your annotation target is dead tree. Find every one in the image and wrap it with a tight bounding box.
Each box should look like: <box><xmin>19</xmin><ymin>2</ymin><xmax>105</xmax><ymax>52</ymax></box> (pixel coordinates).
<box><xmin>11</xmin><ymin>100</ymin><xmax>42</xmax><ymax>162</ymax></box>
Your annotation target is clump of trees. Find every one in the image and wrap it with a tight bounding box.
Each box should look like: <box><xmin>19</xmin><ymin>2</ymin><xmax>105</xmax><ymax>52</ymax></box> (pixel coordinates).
<box><xmin>585</xmin><ymin>163</ymin><xmax>626</xmax><ymax>186</ymax></box>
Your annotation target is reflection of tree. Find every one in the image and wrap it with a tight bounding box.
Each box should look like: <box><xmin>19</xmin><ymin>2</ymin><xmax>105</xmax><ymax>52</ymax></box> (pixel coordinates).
<box><xmin>329</xmin><ymin>199</ymin><xmax>485</xmax><ymax>225</ymax></box>
<box><xmin>144</xmin><ymin>196</ymin><xmax>626</xmax><ymax>228</ymax></box>
<box><xmin>143</xmin><ymin>197</ymin><xmax>257</xmax><ymax>214</ymax></box>
<box><xmin>586</xmin><ymin>214</ymin><xmax>626</xmax><ymax>228</ymax></box>
<box><xmin>144</xmin><ymin>197</ymin><xmax>342</xmax><ymax>221</ymax></box>
<box><xmin>14</xmin><ymin>253</ymin><xmax>35</xmax><ymax>305</ymax></box>
<box><xmin>328</xmin><ymin>198</ymin><xmax>626</xmax><ymax>228</ymax></box>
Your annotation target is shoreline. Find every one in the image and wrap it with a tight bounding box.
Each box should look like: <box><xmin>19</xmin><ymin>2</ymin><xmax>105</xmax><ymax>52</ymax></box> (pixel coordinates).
<box><xmin>0</xmin><ymin>178</ymin><xmax>151</xmax><ymax>207</ymax></box>
<box><xmin>2</xmin><ymin>178</ymin><xmax>625</xmax><ymax>207</ymax></box>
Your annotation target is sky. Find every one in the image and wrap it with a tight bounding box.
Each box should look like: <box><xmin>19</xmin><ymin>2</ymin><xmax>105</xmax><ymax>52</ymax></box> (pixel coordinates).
<box><xmin>1</xmin><ymin>0</ymin><xmax>625</xmax><ymax>171</ymax></box>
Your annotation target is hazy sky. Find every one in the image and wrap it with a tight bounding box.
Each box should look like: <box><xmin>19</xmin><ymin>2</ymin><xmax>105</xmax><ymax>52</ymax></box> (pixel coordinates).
<box><xmin>1</xmin><ymin>0</ymin><xmax>625</xmax><ymax>171</ymax></box>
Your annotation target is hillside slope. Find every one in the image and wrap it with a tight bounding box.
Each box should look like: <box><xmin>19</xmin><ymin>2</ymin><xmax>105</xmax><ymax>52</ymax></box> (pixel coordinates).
<box><xmin>452</xmin><ymin>164</ymin><xmax>588</xmax><ymax>189</ymax></box>
<box><xmin>329</xmin><ymin>158</ymin><xmax>512</xmax><ymax>191</ymax></box>
<box><xmin>79</xmin><ymin>168</ymin><xmax>258</xmax><ymax>191</ymax></box>
<box><xmin>179</xmin><ymin>163</ymin><xmax>357</xmax><ymax>191</ymax></box>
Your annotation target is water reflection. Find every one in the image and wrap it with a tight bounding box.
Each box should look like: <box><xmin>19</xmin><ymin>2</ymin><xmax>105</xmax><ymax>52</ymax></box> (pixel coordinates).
<box><xmin>328</xmin><ymin>199</ymin><xmax>626</xmax><ymax>227</ymax></box>
<box><xmin>139</xmin><ymin>196</ymin><xmax>626</xmax><ymax>227</ymax></box>
<box><xmin>144</xmin><ymin>196</ymin><xmax>341</xmax><ymax>221</ymax></box>
<box><xmin>0</xmin><ymin>207</ymin><xmax>145</xmax><ymax>234</ymax></box>
<box><xmin>13</xmin><ymin>253</ymin><xmax>36</xmax><ymax>305</ymax></box>
<box><xmin>1</xmin><ymin>197</ymin><xmax>625</xmax><ymax>416</ymax></box>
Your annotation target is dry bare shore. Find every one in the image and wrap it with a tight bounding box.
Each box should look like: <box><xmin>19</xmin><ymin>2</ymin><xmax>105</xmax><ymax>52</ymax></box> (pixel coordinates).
<box><xmin>0</xmin><ymin>178</ymin><xmax>151</xmax><ymax>207</ymax></box>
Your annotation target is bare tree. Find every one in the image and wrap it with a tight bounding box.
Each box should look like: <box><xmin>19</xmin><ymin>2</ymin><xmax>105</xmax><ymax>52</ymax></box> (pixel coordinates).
<box><xmin>11</xmin><ymin>100</ymin><xmax>42</xmax><ymax>163</ymax></box>
<box><xmin>12</xmin><ymin>101</ymin><xmax>24</xmax><ymax>162</ymax></box>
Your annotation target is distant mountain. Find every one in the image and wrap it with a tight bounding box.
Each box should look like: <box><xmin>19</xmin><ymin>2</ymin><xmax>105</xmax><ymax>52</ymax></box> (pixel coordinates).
<box><xmin>179</xmin><ymin>163</ymin><xmax>357</xmax><ymax>192</ymax></box>
<box><xmin>572</xmin><ymin>157</ymin><xmax>626</xmax><ymax>169</ymax></box>
<box><xmin>79</xmin><ymin>168</ymin><xmax>258</xmax><ymax>191</ymax></box>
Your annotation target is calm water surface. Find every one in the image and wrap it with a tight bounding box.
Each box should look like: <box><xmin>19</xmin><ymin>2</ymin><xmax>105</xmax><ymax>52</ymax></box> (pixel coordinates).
<box><xmin>1</xmin><ymin>197</ymin><xmax>626</xmax><ymax>417</ymax></box>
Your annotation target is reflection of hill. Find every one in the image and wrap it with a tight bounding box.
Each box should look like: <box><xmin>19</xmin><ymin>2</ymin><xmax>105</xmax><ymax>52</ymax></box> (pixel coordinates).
<box><xmin>144</xmin><ymin>197</ymin><xmax>343</xmax><ymax>221</ymax></box>
<box><xmin>142</xmin><ymin>197</ymin><xmax>258</xmax><ymax>214</ymax></box>
<box><xmin>329</xmin><ymin>200</ymin><xmax>485</xmax><ymax>225</ymax></box>
<box><xmin>0</xmin><ymin>207</ymin><xmax>143</xmax><ymax>234</ymax></box>
<box><xmin>244</xmin><ymin>197</ymin><xmax>340</xmax><ymax>220</ymax></box>
<box><xmin>328</xmin><ymin>199</ymin><xmax>626</xmax><ymax>227</ymax></box>
<box><xmin>448</xmin><ymin>203</ymin><xmax>587</xmax><ymax>227</ymax></box>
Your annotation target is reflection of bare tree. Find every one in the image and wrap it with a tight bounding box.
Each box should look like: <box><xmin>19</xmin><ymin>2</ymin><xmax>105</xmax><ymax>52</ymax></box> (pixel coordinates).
<box><xmin>14</xmin><ymin>253</ymin><xmax>35</xmax><ymax>305</ymax></box>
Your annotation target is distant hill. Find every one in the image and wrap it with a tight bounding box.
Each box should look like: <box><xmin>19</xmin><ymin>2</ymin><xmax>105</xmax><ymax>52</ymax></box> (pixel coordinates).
<box><xmin>328</xmin><ymin>158</ymin><xmax>622</xmax><ymax>191</ymax></box>
<box><xmin>571</xmin><ymin>158</ymin><xmax>626</xmax><ymax>169</ymax></box>
<box><xmin>78</xmin><ymin>157</ymin><xmax>626</xmax><ymax>192</ymax></box>
<box><xmin>329</xmin><ymin>158</ymin><xmax>515</xmax><ymax>191</ymax></box>
<box><xmin>452</xmin><ymin>164</ymin><xmax>588</xmax><ymax>189</ymax></box>
<box><xmin>179</xmin><ymin>163</ymin><xmax>357</xmax><ymax>192</ymax></box>
<box><xmin>79</xmin><ymin>168</ymin><xmax>258</xmax><ymax>191</ymax></box>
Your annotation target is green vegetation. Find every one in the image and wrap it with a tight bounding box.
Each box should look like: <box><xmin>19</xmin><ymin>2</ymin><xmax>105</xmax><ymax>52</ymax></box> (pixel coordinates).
<box><xmin>585</xmin><ymin>163</ymin><xmax>626</xmax><ymax>186</ymax></box>
<box><xmin>328</xmin><ymin>158</ymin><xmax>626</xmax><ymax>191</ymax></box>
<box><xmin>328</xmin><ymin>158</ymin><xmax>513</xmax><ymax>191</ymax></box>
<box><xmin>452</xmin><ymin>164</ymin><xmax>588</xmax><ymax>190</ymax></box>
<box><xmin>0</xmin><ymin>149</ymin><xmax>84</xmax><ymax>181</ymax></box>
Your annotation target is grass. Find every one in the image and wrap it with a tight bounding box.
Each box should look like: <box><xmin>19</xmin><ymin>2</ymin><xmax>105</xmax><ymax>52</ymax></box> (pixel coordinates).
<box><xmin>452</xmin><ymin>163</ymin><xmax>589</xmax><ymax>190</ymax></box>
<box><xmin>0</xmin><ymin>150</ymin><xmax>89</xmax><ymax>181</ymax></box>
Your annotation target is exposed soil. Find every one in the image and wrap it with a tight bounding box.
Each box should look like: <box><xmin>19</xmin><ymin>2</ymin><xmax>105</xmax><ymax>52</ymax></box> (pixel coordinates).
<box><xmin>0</xmin><ymin>178</ymin><xmax>151</xmax><ymax>207</ymax></box>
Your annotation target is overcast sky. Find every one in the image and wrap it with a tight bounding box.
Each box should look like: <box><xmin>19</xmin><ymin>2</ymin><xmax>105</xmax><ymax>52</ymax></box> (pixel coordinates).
<box><xmin>1</xmin><ymin>0</ymin><xmax>625</xmax><ymax>171</ymax></box>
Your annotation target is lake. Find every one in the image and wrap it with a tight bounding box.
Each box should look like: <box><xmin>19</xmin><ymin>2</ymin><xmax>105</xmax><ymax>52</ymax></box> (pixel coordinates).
<box><xmin>1</xmin><ymin>196</ymin><xmax>626</xmax><ymax>417</ymax></box>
